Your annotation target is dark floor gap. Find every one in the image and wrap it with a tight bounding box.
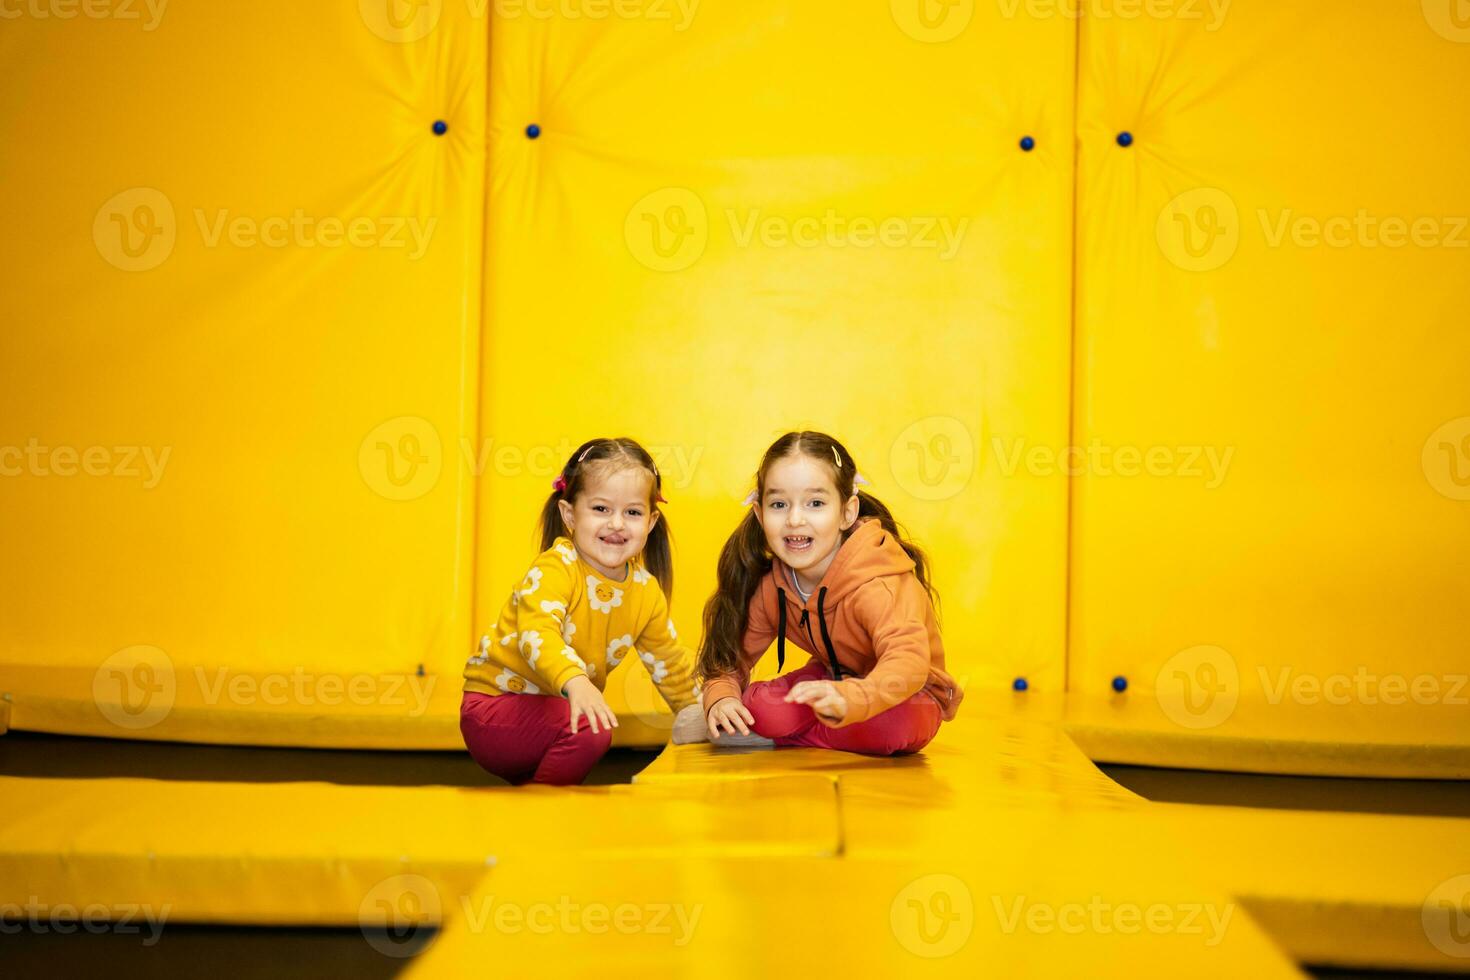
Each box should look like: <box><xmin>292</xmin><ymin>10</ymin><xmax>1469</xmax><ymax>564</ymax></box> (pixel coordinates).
<box><xmin>0</xmin><ymin>924</ymin><xmax>432</xmax><ymax>979</ymax></box>
<box><xmin>0</xmin><ymin>730</ymin><xmax>659</xmax><ymax>787</ymax></box>
<box><xmin>1098</xmin><ymin>763</ymin><xmax>1470</xmax><ymax>819</ymax></box>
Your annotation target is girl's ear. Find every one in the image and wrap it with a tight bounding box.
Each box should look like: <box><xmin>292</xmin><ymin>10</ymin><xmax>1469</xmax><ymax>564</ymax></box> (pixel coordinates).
<box><xmin>557</xmin><ymin>498</ymin><xmax>575</xmax><ymax>534</ymax></box>
<box><xmin>841</xmin><ymin>493</ymin><xmax>860</xmax><ymax>530</ymax></box>
<box><xmin>647</xmin><ymin>507</ymin><xmax>661</xmax><ymax>530</ymax></box>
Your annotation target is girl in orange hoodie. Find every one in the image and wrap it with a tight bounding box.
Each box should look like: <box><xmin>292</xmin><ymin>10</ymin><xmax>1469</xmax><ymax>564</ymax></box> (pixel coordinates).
<box><xmin>696</xmin><ymin>431</ymin><xmax>962</xmax><ymax>755</ymax></box>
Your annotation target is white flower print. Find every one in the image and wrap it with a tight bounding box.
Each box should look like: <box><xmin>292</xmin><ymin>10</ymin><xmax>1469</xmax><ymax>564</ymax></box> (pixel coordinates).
<box><xmin>468</xmin><ymin>634</ymin><xmax>490</xmax><ymax>667</ymax></box>
<box><xmin>632</xmin><ymin>568</ymin><xmax>650</xmax><ymax>585</ymax></box>
<box><xmin>540</xmin><ymin>599</ymin><xmax>567</xmax><ymax>617</ymax></box>
<box><xmin>562</xmin><ymin>648</ymin><xmax>589</xmax><ymax>674</ymax></box>
<box><xmin>639</xmin><ymin>650</ymin><xmax>669</xmax><ymax>685</ymax></box>
<box><xmin>587</xmin><ymin>576</ymin><xmax>624</xmax><ymax>614</ymax></box>
<box><xmin>500</xmin><ymin>632</ymin><xmax>518</xmax><ymax>647</ymax></box>
<box><xmin>606</xmin><ymin>634</ymin><xmax>634</xmax><ymax>668</ymax></box>
<box><xmin>554</xmin><ymin>542</ymin><xmax>578</xmax><ymax>564</ymax></box>
<box><xmin>520</xmin><ymin>566</ymin><xmax>544</xmax><ymax>597</ymax></box>
<box><xmin>561</xmin><ymin>620</ymin><xmax>576</xmax><ymax>644</ymax></box>
<box><xmin>668</xmin><ymin>618</ymin><xmax>678</xmax><ymax>640</ymax></box>
<box><xmin>519</xmin><ymin>630</ymin><xmax>544</xmax><ymax>667</ymax></box>
<box><xmin>494</xmin><ymin>669</ymin><xmax>539</xmax><ymax>695</ymax></box>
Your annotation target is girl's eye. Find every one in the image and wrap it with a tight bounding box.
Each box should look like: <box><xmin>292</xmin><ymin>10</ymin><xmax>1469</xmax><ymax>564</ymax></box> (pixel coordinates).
<box><xmin>770</xmin><ymin>501</ymin><xmax>785</xmax><ymax>510</ymax></box>
<box><xmin>628</xmin><ymin>510</ymin><xmax>643</xmax><ymax>518</ymax></box>
<box><xmin>809</xmin><ymin>499</ymin><xmax>825</xmax><ymax>508</ymax></box>
<box><xmin>593</xmin><ymin>505</ymin><xmax>609</xmax><ymax>513</ymax></box>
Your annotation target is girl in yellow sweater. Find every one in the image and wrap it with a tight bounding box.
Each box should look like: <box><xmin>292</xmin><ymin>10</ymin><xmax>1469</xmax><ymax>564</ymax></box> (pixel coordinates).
<box><xmin>461</xmin><ymin>437</ymin><xmax>698</xmax><ymax>785</ymax></box>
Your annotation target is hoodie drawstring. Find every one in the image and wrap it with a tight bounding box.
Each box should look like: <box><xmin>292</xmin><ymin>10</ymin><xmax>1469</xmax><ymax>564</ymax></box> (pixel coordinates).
<box><xmin>775</xmin><ymin>588</ymin><xmax>788</xmax><ymax>673</ymax></box>
<box><xmin>816</xmin><ymin>586</ymin><xmax>843</xmax><ymax>680</ymax></box>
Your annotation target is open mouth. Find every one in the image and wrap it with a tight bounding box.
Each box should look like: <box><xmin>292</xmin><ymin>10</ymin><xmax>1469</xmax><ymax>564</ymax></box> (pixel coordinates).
<box><xmin>783</xmin><ymin>535</ymin><xmax>813</xmax><ymax>553</ymax></box>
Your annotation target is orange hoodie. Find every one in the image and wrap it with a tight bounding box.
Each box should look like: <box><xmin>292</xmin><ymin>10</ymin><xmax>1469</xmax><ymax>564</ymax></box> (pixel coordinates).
<box><xmin>701</xmin><ymin>517</ymin><xmax>963</xmax><ymax>729</ymax></box>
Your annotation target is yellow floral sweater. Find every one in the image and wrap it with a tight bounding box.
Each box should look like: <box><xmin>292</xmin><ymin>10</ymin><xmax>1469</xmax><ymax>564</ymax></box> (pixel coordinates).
<box><xmin>463</xmin><ymin>537</ymin><xmax>699</xmax><ymax>712</ymax></box>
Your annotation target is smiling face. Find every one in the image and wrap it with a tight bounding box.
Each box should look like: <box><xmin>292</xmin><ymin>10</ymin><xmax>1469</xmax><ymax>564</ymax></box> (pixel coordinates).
<box><xmin>558</xmin><ymin>464</ymin><xmax>659</xmax><ymax>581</ymax></box>
<box><xmin>757</xmin><ymin>454</ymin><xmax>860</xmax><ymax>591</ymax></box>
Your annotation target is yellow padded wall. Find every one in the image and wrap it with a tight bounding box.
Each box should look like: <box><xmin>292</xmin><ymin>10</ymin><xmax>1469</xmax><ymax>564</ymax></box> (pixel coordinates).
<box><xmin>0</xmin><ymin>4</ymin><xmax>485</xmax><ymax>731</ymax></box>
<box><xmin>1071</xmin><ymin>6</ymin><xmax>1470</xmax><ymax>710</ymax></box>
<box><xmin>476</xmin><ymin>1</ymin><xmax>1076</xmax><ymax>725</ymax></box>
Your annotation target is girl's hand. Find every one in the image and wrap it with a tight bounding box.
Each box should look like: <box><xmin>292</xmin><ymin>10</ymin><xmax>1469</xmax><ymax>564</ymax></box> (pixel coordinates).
<box><xmin>785</xmin><ymin>680</ymin><xmax>847</xmax><ymax>724</ymax></box>
<box><xmin>563</xmin><ymin>675</ymin><xmax>618</xmax><ymax>735</ymax></box>
<box><xmin>706</xmin><ymin>696</ymin><xmax>756</xmax><ymax>739</ymax></box>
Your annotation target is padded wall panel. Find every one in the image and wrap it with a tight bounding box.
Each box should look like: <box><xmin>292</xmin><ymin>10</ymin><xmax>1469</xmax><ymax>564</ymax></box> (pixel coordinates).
<box><xmin>477</xmin><ymin>0</ymin><xmax>1076</xmax><ymax>720</ymax></box>
<box><xmin>1070</xmin><ymin>4</ymin><xmax>1470</xmax><ymax>712</ymax></box>
<box><xmin>0</xmin><ymin>2</ymin><xmax>486</xmax><ymax>737</ymax></box>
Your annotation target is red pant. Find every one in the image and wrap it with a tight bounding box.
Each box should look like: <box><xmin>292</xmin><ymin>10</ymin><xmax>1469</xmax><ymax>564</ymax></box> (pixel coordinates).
<box><xmin>741</xmin><ymin>659</ymin><xmax>942</xmax><ymax>755</ymax></box>
<box><xmin>460</xmin><ymin>691</ymin><xmax>612</xmax><ymax>786</ymax></box>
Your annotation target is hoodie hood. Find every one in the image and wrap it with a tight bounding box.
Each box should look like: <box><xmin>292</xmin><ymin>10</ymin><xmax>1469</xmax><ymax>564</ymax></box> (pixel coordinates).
<box><xmin>771</xmin><ymin>517</ymin><xmax>915</xmax><ymax>609</ymax></box>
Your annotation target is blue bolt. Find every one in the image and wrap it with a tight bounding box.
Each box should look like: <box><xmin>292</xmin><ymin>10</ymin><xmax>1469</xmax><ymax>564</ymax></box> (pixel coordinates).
<box><xmin>432</xmin><ymin>120</ymin><xmax>447</xmax><ymax>136</ymax></box>
<box><xmin>1111</xmin><ymin>675</ymin><xmax>1128</xmax><ymax>692</ymax></box>
<box><xmin>1116</xmin><ymin>131</ymin><xmax>1133</xmax><ymax>147</ymax></box>
<box><xmin>526</xmin><ymin>123</ymin><xmax>541</xmax><ymax>139</ymax></box>
<box><xmin>1020</xmin><ymin>135</ymin><xmax>1035</xmax><ymax>152</ymax></box>
<box><xmin>1013</xmin><ymin>677</ymin><xmax>1029</xmax><ymax>692</ymax></box>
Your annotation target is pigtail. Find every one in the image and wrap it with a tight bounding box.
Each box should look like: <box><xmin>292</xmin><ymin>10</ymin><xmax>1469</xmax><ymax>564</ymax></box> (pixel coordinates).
<box><xmin>853</xmin><ymin>489</ymin><xmax>939</xmax><ymax>616</ymax></box>
<box><xmin>697</xmin><ymin>509</ymin><xmax>771</xmax><ymax>679</ymax></box>
<box><xmin>643</xmin><ymin>511</ymin><xmax>674</xmax><ymax>600</ymax></box>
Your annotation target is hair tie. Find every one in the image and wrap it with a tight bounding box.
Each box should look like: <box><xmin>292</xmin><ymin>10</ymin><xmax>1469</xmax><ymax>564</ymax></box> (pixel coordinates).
<box><xmin>654</xmin><ymin>489</ymin><xmax>668</xmax><ymax>504</ymax></box>
<box><xmin>742</xmin><ymin>489</ymin><xmax>759</xmax><ymax>507</ymax></box>
<box><xmin>854</xmin><ymin>472</ymin><xmax>870</xmax><ymax>487</ymax></box>
<box><xmin>552</xmin><ymin>474</ymin><xmax>567</xmax><ymax>493</ymax></box>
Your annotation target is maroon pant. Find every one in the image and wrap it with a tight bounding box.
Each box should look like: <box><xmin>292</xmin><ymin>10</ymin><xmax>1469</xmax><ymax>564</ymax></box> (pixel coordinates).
<box><xmin>460</xmin><ymin>691</ymin><xmax>612</xmax><ymax>786</ymax></box>
<box><xmin>741</xmin><ymin>659</ymin><xmax>942</xmax><ymax>755</ymax></box>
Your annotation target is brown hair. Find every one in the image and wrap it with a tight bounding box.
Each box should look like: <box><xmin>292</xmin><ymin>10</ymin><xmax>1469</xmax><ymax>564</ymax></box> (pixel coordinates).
<box><xmin>696</xmin><ymin>430</ymin><xmax>935</xmax><ymax>679</ymax></box>
<box><xmin>538</xmin><ymin>437</ymin><xmax>673</xmax><ymax>597</ymax></box>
